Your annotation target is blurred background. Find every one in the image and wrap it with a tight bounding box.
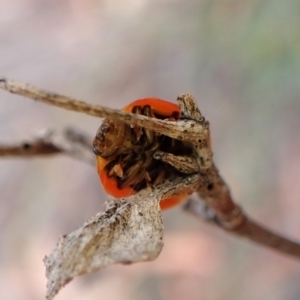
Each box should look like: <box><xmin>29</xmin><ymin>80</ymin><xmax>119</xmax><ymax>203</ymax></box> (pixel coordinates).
<box><xmin>1</xmin><ymin>0</ymin><xmax>300</xmax><ymax>299</ymax></box>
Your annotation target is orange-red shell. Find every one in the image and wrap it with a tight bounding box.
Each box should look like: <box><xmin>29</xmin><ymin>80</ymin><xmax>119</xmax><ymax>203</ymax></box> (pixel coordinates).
<box><xmin>96</xmin><ymin>98</ymin><xmax>188</xmax><ymax>210</ymax></box>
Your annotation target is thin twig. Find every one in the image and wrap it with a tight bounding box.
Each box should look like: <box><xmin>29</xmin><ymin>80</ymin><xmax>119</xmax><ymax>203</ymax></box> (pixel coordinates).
<box><xmin>0</xmin><ymin>78</ymin><xmax>208</xmax><ymax>142</ymax></box>
<box><xmin>0</xmin><ymin>128</ymin><xmax>95</xmax><ymax>165</ymax></box>
<box><xmin>0</xmin><ymin>139</ymin><xmax>60</xmax><ymax>156</ymax></box>
<box><xmin>184</xmin><ymin>199</ymin><xmax>300</xmax><ymax>258</ymax></box>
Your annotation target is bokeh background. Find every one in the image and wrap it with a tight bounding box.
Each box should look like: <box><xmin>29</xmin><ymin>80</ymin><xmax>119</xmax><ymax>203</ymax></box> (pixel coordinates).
<box><xmin>1</xmin><ymin>0</ymin><xmax>300</xmax><ymax>299</ymax></box>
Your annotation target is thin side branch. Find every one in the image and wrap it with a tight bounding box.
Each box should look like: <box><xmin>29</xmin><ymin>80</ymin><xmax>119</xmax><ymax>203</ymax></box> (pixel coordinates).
<box><xmin>0</xmin><ymin>139</ymin><xmax>60</xmax><ymax>156</ymax></box>
<box><xmin>0</xmin><ymin>128</ymin><xmax>95</xmax><ymax>165</ymax></box>
<box><xmin>184</xmin><ymin>199</ymin><xmax>300</xmax><ymax>258</ymax></box>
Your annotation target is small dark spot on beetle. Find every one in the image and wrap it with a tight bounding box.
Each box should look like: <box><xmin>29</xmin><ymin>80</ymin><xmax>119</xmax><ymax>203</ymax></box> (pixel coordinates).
<box><xmin>198</xmin><ymin>139</ymin><xmax>202</xmax><ymax>143</ymax></box>
<box><xmin>138</xmin><ymin>212</ymin><xmax>143</xmax><ymax>216</ymax></box>
<box><xmin>23</xmin><ymin>143</ymin><xmax>31</xmax><ymax>150</ymax></box>
<box><xmin>207</xmin><ymin>183</ymin><xmax>214</xmax><ymax>190</ymax></box>
<box><xmin>184</xmin><ymin>129</ymin><xmax>188</xmax><ymax>133</ymax></box>
<box><xmin>93</xmin><ymin>147</ymin><xmax>101</xmax><ymax>155</ymax></box>
<box><xmin>122</xmin><ymin>260</ymin><xmax>132</xmax><ymax>265</ymax></box>
<box><xmin>191</xmin><ymin>124</ymin><xmax>195</xmax><ymax>128</ymax></box>
<box><xmin>172</xmin><ymin>111</ymin><xmax>180</xmax><ymax>119</ymax></box>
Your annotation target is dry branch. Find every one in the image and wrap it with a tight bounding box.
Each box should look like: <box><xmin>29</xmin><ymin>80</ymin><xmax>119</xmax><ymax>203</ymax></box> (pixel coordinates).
<box><xmin>184</xmin><ymin>199</ymin><xmax>300</xmax><ymax>258</ymax></box>
<box><xmin>0</xmin><ymin>78</ymin><xmax>208</xmax><ymax>143</ymax></box>
<box><xmin>0</xmin><ymin>128</ymin><xmax>95</xmax><ymax>165</ymax></box>
<box><xmin>1</xmin><ymin>77</ymin><xmax>300</xmax><ymax>298</ymax></box>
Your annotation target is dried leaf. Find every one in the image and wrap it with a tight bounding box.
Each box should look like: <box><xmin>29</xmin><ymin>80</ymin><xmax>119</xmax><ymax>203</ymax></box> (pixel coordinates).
<box><xmin>44</xmin><ymin>196</ymin><xmax>163</xmax><ymax>299</ymax></box>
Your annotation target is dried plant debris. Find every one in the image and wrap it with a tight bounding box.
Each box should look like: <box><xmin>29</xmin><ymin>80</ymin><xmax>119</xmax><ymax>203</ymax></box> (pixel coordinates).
<box><xmin>44</xmin><ymin>195</ymin><xmax>163</xmax><ymax>300</ymax></box>
<box><xmin>44</xmin><ymin>173</ymin><xmax>200</xmax><ymax>299</ymax></box>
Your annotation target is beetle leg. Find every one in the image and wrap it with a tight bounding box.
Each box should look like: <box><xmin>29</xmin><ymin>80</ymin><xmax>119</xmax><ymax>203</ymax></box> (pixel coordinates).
<box><xmin>142</xmin><ymin>105</ymin><xmax>155</xmax><ymax>144</ymax></box>
<box><xmin>118</xmin><ymin>160</ymin><xmax>144</xmax><ymax>188</ymax></box>
<box><xmin>113</xmin><ymin>163</ymin><xmax>124</xmax><ymax>178</ymax></box>
<box><xmin>153</xmin><ymin>151</ymin><xmax>199</xmax><ymax>174</ymax></box>
<box><xmin>153</xmin><ymin>168</ymin><xmax>167</xmax><ymax>185</ymax></box>
<box><xmin>104</xmin><ymin>159</ymin><xmax>118</xmax><ymax>177</ymax></box>
<box><xmin>144</xmin><ymin>171</ymin><xmax>152</xmax><ymax>182</ymax></box>
<box><xmin>131</xmin><ymin>106</ymin><xmax>143</xmax><ymax>143</ymax></box>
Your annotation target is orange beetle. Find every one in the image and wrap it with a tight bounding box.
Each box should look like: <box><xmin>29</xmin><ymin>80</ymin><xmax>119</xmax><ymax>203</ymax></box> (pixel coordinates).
<box><xmin>93</xmin><ymin>98</ymin><xmax>193</xmax><ymax>210</ymax></box>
